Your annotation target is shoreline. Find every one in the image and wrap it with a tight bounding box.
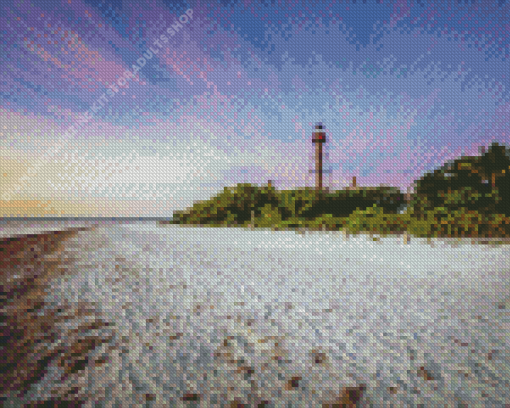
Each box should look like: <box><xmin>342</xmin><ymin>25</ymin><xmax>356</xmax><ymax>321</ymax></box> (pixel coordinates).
<box><xmin>0</xmin><ymin>221</ymin><xmax>101</xmax><ymax>239</ymax></box>
<box><xmin>1</xmin><ymin>226</ymin><xmax>100</xmax><ymax>404</ymax></box>
<box><xmin>159</xmin><ymin>222</ymin><xmax>510</xmax><ymax>246</ymax></box>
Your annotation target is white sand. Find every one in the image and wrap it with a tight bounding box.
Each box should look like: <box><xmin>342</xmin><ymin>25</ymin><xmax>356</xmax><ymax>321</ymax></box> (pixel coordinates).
<box><xmin>5</xmin><ymin>221</ymin><xmax>510</xmax><ymax>406</ymax></box>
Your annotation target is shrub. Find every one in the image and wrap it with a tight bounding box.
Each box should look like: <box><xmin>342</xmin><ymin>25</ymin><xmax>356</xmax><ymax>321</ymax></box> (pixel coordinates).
<box><xmin>344</xmin><ymin>205</ymin><xmax>408</xmax><ymax>235</ymax></box>
<box><xmin>254</xmin><ymin>203</ymin><xmax>282</xmax><ymax>228</ymax></box>
<box><xmin>278</xmin><ymin>217</ymin><xmax>304</xmax><ymax>229</ymax></box>
<box><xmin>406</xmin><ymin>207</ymin><xmax>510</xmax><ymax>238</ymax></box>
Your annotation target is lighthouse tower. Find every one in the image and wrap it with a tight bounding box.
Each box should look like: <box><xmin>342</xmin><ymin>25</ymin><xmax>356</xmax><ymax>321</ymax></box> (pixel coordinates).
<box><xmin>312</xmin><ymin>123</ymin><xmax>326</xmax><ymax>190</ymax></box>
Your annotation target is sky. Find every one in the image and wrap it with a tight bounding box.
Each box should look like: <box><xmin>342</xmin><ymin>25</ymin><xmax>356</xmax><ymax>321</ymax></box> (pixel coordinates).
<box><xmin>1</xmin><ymin>0</ymin><xmax>509</xmax><ymax>217</ymax></box>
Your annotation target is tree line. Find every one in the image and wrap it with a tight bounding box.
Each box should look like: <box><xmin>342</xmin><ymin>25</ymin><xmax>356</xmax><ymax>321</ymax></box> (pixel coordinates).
<box><xmin>168</xmin><ymin>142</ymin><xmax>510</xmax><ymax>239</ymax></box>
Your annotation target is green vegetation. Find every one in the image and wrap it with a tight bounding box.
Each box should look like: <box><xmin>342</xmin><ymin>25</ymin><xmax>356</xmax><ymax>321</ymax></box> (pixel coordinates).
<box><xmin>167</xmin><ymin>142</ymin><xmax>510</xmax><ymax>239</ymax></box>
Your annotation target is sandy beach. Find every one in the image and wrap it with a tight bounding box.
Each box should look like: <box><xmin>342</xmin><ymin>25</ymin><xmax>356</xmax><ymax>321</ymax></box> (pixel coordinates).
<box><xmin>1</xmin><ymin>221</ymin><xmax>509</xmax><ymax>407</ymax></box>
<box><xmin>1</xmin><ymin>223</ymin><xmax>367</xmax><ymax>406</ymax></box>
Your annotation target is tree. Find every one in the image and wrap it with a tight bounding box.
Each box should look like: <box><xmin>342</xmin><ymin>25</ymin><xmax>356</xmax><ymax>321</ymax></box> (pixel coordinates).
<box><xmin>477</xmin><ymin>142</ymin><xmax>510</xmax><ymax>187</ymax></box>
<box><xmin>411</xmin><ymin>142</ymin><xmax>510</xmax><ymax>217</ymax></box>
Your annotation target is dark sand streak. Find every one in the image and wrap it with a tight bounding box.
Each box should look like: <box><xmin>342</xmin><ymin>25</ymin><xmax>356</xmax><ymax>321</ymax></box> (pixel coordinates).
<box><xmin>0</xmin><ymin>227</ymin><xmax>117</xmax><ymax>407</ymax></box>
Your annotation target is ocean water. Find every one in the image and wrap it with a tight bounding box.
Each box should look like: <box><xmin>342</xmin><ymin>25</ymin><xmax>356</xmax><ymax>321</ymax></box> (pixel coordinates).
<box><xmin>5</xmin><ymin>221</ymin><xmax>510</xmax><ymax>406</ymax></box>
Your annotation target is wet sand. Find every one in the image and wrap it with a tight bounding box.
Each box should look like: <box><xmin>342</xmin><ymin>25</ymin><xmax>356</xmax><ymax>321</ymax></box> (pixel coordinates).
<box><xmin>0</xmin><ymin>226</ymin><xmax>112</xmax><ymax>406</ymax></box>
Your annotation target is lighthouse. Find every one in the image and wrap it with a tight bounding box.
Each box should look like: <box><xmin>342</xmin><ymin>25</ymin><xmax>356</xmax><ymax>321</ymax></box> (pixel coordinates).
<box><xmin>312</xmin><ymin>123</ymin><xmax>326</xmax><ymax>190</ymax></box>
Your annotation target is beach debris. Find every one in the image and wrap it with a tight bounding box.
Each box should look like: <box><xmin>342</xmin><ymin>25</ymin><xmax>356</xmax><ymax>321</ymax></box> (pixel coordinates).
<box><xmin>310</xmin><ymin>348</ymin><xmax>328</xmax><ymax>365</ymax></box>
<box><xmin>181</xmin><ymin>392</ymin><xmax>200</xmax><ymax>402</ymax></box>
<box><xmin>168</xmin><ymin>332</ymin><xmax>183</xmax><ymax>341</ymax></box>
<box><xmin>417</xmin><ymin>366</ymin><xmax>435</xmax><ymax>381</ymax></box>
<box><xmin>142</xmin><ymin>393</ymin><xmax>156</xmax><ymax>402</ymax></box>
<box><xmin>229</xmin><ymin>398</ymin><xmax>264</xmax><ymax>407</ymax></box>
<box><xmin>388</xmin><ymin>386</ymin><xmax>398</xmax><ymax>394</ymax></box>
<box><xmin>285</xmin><ymin>376</ymin><xmax>302</xmax><ymax>390</ymax></box>
<box><xmin>235</xmin><ymin>365</ymin><xmax>255</xmax><ymax>378</ymax></box>
<box><xmin>322</xmin><ymin>384</ymin><xmax>366</xmax><ymax>407</ymax></box>
<box><xmin>497</xmin><ymin>296</ymin><xmax>510</xmax><ymax>309</ymax></box>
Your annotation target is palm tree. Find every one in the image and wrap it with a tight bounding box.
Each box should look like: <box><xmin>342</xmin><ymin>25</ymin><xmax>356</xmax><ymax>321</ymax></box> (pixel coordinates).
<box><xmin>476</xmin><ymin>142</ymin><xmax>510</xmax><ymax>187</ymax></box>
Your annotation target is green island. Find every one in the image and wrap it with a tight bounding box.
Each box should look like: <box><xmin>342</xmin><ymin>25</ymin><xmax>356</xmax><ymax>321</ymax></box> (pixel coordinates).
<box><xmin>163</xmin><ymin>142</ymin><xmax>510</xmax><ymax>241</ymax></box>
